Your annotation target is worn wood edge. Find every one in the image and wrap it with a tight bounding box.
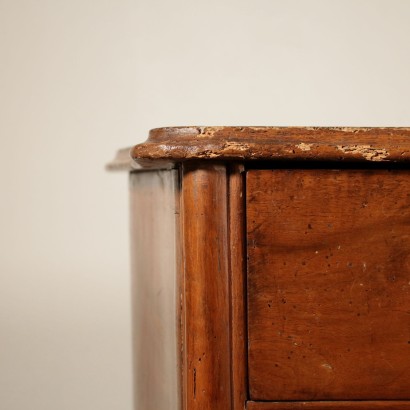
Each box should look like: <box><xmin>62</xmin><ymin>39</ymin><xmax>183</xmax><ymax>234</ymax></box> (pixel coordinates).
<box><xmin>228</xmin><ymin>164</ymin><xmax>248</xmax><ymax>410</ymax></box>
<box><xmin>131</xmin><ymin>126</ymin><xmax>410</xmax><ymax>164</ymax></box>
<box><xmin>180</xmin><ymin>163</ymin><xmax>232</xmax><ymax>409</ymax></box>
<box><xmin>246</xmin><ymin>401</ymin><xmax>410</xmax><ymax>409</ymax></box>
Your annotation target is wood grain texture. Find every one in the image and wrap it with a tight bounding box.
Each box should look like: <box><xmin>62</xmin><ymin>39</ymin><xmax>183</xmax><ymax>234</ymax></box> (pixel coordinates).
<box><xmin>246</xmin><ymin>401</ymin><xmax>410</xmax><ymax>410</ymax></box>
<box><xmin>181</xmin><ymin>163</ymin><xmax>231</xmax><ymax>409</ymax></box>
<box><xmin>247</xmin><ymin>169</ymin><xmax>410</xmax><ymax>401</ymax></box>
<box><xmin>131</xmin><ymin>127</ymin><xmax>410</xmax><ymax>165</ymax></box>
<box><xmin>229</xmin><ymin>164</ymin><xmax>248</xmax><ymax>410</ymax></box>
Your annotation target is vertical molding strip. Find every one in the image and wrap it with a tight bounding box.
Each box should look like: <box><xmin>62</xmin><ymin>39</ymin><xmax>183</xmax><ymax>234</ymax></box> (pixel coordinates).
<box><xmin>181</xmin><ymin>163</ymin><xmax>232</xmax><ymax>409</ymax></box>
<box><xmin>228</xmin><ymin>164</ymin><xmax>248</xmax><ymax>410</ymax></box>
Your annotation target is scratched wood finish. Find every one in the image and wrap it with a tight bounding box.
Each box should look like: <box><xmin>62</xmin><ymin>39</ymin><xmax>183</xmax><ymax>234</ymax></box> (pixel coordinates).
<box><xmin>247</xmin><ymin>169</ymin><xmax>410</xmax><ymax>401</ymax></box>
<box><xmin>246</xmin><ymin>401</ymin><xmax>410</xmax><ymax>410</ymax></box>
<box><xmin>181</xmin><ymin>163</ymin><xmax>232</xmax><ymax>409</ymax></box>
<box><xmin>228</xmin><ymin>164</ymin><xmax>248</xmax><ymax>410</ymax></box>
<box><xmin>131</xmin><ymin>126</ymin><xmax>410</xmax><ymax>165</ymax></box>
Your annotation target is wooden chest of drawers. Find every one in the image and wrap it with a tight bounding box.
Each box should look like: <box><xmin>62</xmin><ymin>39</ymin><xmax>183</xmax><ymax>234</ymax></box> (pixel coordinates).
<box><xmin>110</xmin><ymin>127</ymin><xmax>410</xmax><ymax>410</ymax></box>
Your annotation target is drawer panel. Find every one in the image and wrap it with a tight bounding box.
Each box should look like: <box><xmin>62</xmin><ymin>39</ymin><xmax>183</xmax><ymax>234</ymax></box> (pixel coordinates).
<box><xmin>247</xmin><ymin>169</ymin><xmax>410</xmax><ymax>401</ymax></box>
<box><xmin>246</xmin><ymin>401</ymin><xmax>410</xmax><ymax>410</ymax></box>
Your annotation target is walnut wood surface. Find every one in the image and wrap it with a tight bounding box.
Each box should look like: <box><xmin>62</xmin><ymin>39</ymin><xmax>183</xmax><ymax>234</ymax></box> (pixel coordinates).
<box><xmin>131</xmin><ymin>127</ymin><xmax>410</xmax><ymax>165</ymax></box>
<box><xmin>228</xmin><ymin>164</ymin><xmax>248</xmax><ymax>410</ymax></box>
<box><xmin>181</xmin><ymin>163</ymin><xmax>232</xmax><ymax>409</ymax></box>
<box><xmin>247</xmin><ymin>169</ymin><xmax>410</xmax><ymax>401</ymax></box>
<box><xmin>246</xmin><ymin>402</ymin><xmax>410</xmax><ymax>410</ymax></box>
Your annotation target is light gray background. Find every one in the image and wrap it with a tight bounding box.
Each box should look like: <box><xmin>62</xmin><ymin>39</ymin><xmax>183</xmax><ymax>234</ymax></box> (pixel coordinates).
<box><xmin>1</xmin><ymin>1</ymin><xmax>410</xmax><ymax>409</ymax></box>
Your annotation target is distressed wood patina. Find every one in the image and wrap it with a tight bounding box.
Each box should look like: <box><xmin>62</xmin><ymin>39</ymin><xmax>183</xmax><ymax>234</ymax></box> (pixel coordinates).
<box><xmin>110</xmin><ymin>127</ymin><xmax>410</xmax><ymax>410</ymax></box>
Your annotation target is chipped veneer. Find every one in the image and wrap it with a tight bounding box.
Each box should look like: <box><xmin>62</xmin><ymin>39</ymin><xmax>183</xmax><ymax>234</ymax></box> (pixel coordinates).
<box><xmin>130</xmin><ymin>126</ymin><xmax>410</xmax><ymax>166</ymax></box>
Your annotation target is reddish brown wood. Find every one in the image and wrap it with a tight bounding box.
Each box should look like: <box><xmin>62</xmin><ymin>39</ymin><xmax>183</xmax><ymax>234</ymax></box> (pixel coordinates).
<box><xmin>247</xmin><ymin>169</ymin><xmax>410</xmax><ymax>401</ymax></box>
<box><xmin>132</xmin><ymin>126</ymin><xmax>410</xmax><ymax>164</ymax></box>
<box><xmin>228</xmin><ymin>164</ymin><xmax>248</xmax><ymax>410</ymax></box>
<box><xmin>246</xmin><ymin>401</ymin><xmax>410</xmax><ymax>410</ymax></box>
<box><xmin>112</xmin><ymin>129</ymin><xmax>410</xmax><ymax>408</ymax></box>
<box><xmin>181</xmin><ymin>163</ymin><xmax>232</xmax><ymax>409</ymax></box>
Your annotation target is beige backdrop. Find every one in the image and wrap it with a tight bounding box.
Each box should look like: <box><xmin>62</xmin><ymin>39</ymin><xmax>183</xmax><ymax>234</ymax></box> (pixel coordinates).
<box><xmin>1</xmin><ymin>0</ymin><xmax>410</xmax><ymax>409</ymax></box>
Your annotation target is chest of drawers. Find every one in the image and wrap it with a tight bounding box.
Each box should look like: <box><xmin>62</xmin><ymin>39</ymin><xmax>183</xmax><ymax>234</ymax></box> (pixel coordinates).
<box><xmin>110</xmin><ymin>127</ymin><xmax>410</xmax><ymax>410</ymax></box>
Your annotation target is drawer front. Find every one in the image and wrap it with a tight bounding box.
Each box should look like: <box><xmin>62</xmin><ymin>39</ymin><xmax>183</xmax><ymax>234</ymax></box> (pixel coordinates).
<box><xmin>246</xmin><ymin>401</ymin><xmax>410</xmax><ymax>410</ymax></box>
<box><xmin>247</xmin><ymin>169</ymin><xmax>410</xmax><ymax>401</ymax></box>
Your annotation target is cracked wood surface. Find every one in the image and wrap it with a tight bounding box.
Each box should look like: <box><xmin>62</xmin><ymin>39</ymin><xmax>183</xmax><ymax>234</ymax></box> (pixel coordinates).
<box><xmin>128</xmin><ymin>126</ymin><xmax>410</xmax><ymax>166</ymax></box>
